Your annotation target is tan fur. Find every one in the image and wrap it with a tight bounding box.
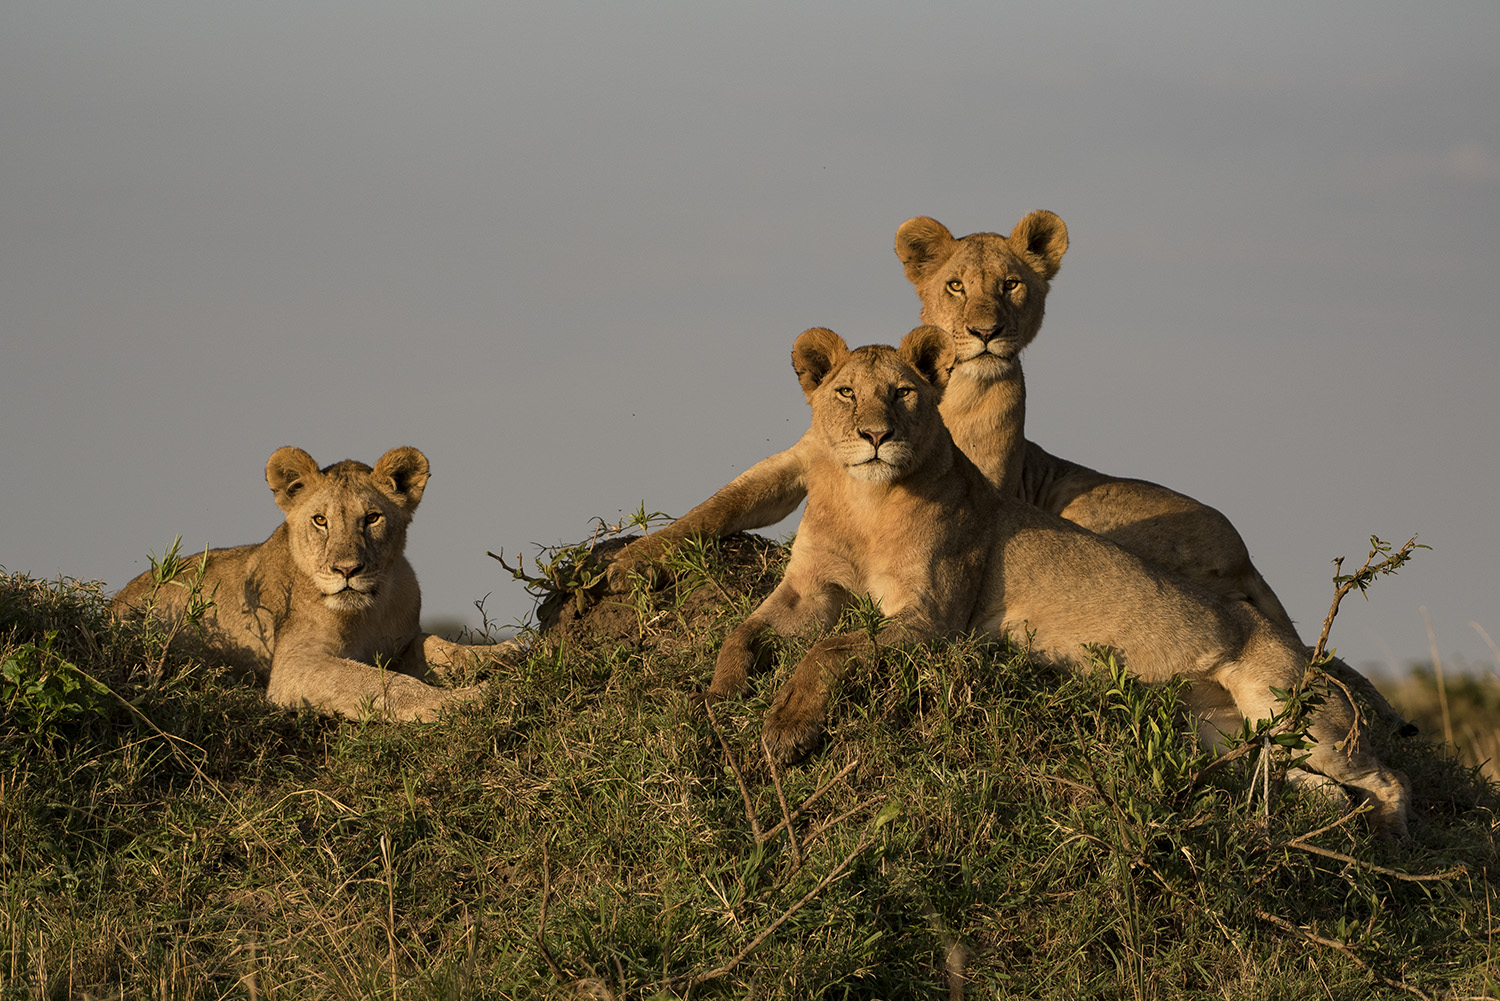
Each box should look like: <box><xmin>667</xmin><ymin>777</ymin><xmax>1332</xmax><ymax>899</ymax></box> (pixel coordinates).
<box><xmin>112</xmin><ymin>446</ymin><xmax>517</xmax><ymax>721</ymax></box>
<box><xmin>710</xmin><ymin>328</ymin><xmax>1411</xmax><ymax>839</ymax></box>
<box><xmin>611</xmin><ymin>212</ymin><xmax>1276</xmax><ymax>617</ymax></box>
<box><xmin>895</xmin><ymin>211</ymin><xmax>1294</xmax><ymax>624</ymax></box>
<box><xmin>896</xmin><ymin>213</ymin><xmax>1407</xmax><ymax>734</ymax></box>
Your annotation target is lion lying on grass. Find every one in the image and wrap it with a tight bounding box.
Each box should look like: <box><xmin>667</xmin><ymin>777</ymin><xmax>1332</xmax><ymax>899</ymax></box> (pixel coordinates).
<box><xmin>112</xmin><ymin>446</ymin><xmax>516</xmax><ymax>721</ymax></box>
<box><xmin>611</xmin><ymin>210</ymin><xmax>1404</xmax><ymax>734</ymax></box>
<box><xmin>708</xmin><ymin>327</ymin><xmax>1411</xmax><ymax>840</ymax></box>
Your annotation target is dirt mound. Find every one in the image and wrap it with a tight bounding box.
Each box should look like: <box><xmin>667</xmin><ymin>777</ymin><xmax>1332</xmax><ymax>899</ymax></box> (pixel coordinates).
<box><xmin>534</xmin><ymin>532</ymin><xmax>787</xmax><ymax>657</ymax></box>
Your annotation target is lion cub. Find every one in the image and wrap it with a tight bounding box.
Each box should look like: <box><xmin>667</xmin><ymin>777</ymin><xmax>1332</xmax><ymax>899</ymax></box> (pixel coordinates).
<box><xmin>113</xmin><ymin>446</ymin><xmax>517</xmax><ymax>722</ymax></box>
<box><xmin>711</xmin><ymin>327</ymin><xmax>1411</xmax><ymax>840</ymax></box>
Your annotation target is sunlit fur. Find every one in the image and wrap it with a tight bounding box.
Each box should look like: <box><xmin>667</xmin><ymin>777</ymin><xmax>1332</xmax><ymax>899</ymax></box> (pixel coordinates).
<box><xmin>112</xmin><ymin>446</ymin><xmax>517</xmax><ymax>720</ymax></box>
<box><xmin>709</xmin><ymin>327</ymin><xmax>1412</xmax><ymax>840</ymax></box>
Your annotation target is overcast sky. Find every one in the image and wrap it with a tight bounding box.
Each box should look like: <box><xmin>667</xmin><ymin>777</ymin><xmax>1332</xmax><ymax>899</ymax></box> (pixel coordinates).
<box><xmin>3</xmin><ymin>2</ymin><xmax>1496</xmax><ymax>677</ymax></box>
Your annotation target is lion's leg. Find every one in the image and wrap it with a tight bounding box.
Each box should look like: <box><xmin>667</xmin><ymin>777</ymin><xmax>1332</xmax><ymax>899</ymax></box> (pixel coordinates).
<box><xmin>762</xmin><ymin>621</ymin><xmax>925</xmax><ymax>764</ymax></box>
<box><xmin>1210</xmin><ymin>626</ymin><xmax>1411</xmax><ymax>840</ymax></box>
<box><xmin>709</xmin><ymin>580</ymin><xmax>844</xmax><ymax>702</ymax></box>
<box><xmin>267</xmin><ymin>651</ymin><xmax>485</xmax><ymax>723</ymax></box>
<box><xmin>608</xmin><ymin>436</ymin><xmax>814</xmax><ymax>590</ymax></box>
<box><xmin>411</xmin><ymin>633</ymin><xmax>523</xmax><ymax>683</ymax></box>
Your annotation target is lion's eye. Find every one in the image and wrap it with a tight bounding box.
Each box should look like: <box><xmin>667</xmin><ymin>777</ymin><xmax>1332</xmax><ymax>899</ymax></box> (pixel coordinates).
<box><xmin>312</xmin><ymin>514</ymin><xmax>327</xmax><ymax>528</ymax></box>
<box><xmin>364</xmin><ymin>512</ymin><xmax>383</xmax><ymax>527</ymax></box>
<box><xmin>894</xmin><ymin>386</ymin><xmax>915</xmax><ymax>400</ymax></box>
<box><xmin>1002</xmin><ymin>278</ymin><xmax>1020</xmax><ymax>292</ymax></box>
<box><xmin>945</xmin><ymin>279</ymin><xmax>964</xmax><ymax>294</ymax></box>
<box><xmin>836</xmin><ymin>386</ymin><xmax>855</xmax><ymax>400</ymax></box>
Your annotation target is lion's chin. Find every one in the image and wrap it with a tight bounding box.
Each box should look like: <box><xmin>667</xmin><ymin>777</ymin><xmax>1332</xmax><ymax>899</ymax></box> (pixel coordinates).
<box><xmin>323</xmin><ymin>587</ymin><xmax>378</xmax><ymax>612</ymax></box>
<box><xmin>846</xmin><ymin>458</ymin><xmax>910</xmax><ymax>484</ymax></box>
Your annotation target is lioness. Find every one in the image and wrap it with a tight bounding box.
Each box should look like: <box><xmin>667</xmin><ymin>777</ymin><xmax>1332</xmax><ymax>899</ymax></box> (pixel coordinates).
<box><xmin>112</xmin><ymin>446</ymin><xmax>517</xmax><ymax>721</ymax></box>
<box><xmin>612</xmin><ymin>212</ymin><xmax>1283</xmax><ymax>624</ymax></box>
<box><xmin>894</xmin><ymin>212</ymin><xmax>1292</xmax><ymax>625</ymax></box>
<box><xmin>609</xmin><ymin>211</ymin><xmax>1401</xmax><ymax>732</ymax></box>
<box><xmin>710</xmin><ymin>327</ymin><xmax>1410</xmax><ymax>839</ymax></box>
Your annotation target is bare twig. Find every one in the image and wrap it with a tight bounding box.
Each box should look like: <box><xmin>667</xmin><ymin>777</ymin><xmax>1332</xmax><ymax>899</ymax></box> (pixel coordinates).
<box><xmin>1186</xmin><ymin>735</ymin><xmax>1262</xmax><ymax>791</ymax></box>
<box><xmin>535</xmin><ymin>836</ymin><xmax>566</xmax><ymax>980</ymax></box>
<box><xmin>686</xmin><ymin>828</ymin><xmax>878</xmax><ymax>986</ymax></box>
<box><xmin>705</xmin><ymin>697</ymin><xmax>762</xmax><ymax>843</ymax></box>
<box><xmin>1255</xmin><ymin>908</ymin><xmax>1433</xmax><ymax>1000</ymax></box>
<box><xmin>807</xmin><ymin>795</ymin><xmax>883</xmax><ymax>843</ymax></box>
<box><xmin>1279</xmin><ymin>816</ymin><xmax>1465</xmax><ymax>883</ymax></box>
<box><xmin>760</xmin><ymin>756</ymin><xmax>860</xmax><ymax>843</ymax></box>
<box><xmin>762</xmin><ymin>735</ymin><xmax>802</xmax><ymax>867</ymax></box>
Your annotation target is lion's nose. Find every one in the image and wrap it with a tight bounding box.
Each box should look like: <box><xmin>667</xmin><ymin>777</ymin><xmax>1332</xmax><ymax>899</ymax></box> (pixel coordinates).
<box><xmin>859</xmin><ymin>427</ymin><xmax>891</xmax><ymax>448</ymax></box>
<box><xmin>967</xmin><ymin>325</ymin><xmax>999</xmax><ymax>344</ymax></box>
<box><xmin>331</xmin><ymin>561</ymin><xmax>364</xmax><ymax>579</ymax></box>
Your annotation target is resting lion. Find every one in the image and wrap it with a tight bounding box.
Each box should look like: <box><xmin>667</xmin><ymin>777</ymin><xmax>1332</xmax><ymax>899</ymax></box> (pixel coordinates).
<box><xmin>709</xmin><ymin>327</ymin><xmax>1411</xmax><ymax>839</ymax></box>
<box><xmin>112</xmin><ymin>446</ymin><xmax>517</xmax><ymax>721</ymax></box>
<box><xmin>613</xmin><ymin>211</ymin><xmax>1282</xmax><ymax>622</ymax></box>
<box><xmin>610</xmin><ymin>210</ymin><xmax>1403</xmax><ymax>732</ymax></box>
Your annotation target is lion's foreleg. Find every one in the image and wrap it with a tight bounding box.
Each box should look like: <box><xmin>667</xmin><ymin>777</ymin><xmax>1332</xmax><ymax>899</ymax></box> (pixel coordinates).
<box><xmin>762</xmin><ymin>620</ymin><xmax>926</xmax><ymax>764</ymax></box>
<box><xmin>608</xmin><ymin>437</ymin><xmax>813</xmax><ymax>590</ymax></box>
<box><xmin>709</xmin><ymin>580</ymin><xmax>842</xmax><ymax>702</ymax></box>
<box><xmin>267</xmin><ymin>650</ymin><xmax>485</xmax><ymax>723</ymax></box>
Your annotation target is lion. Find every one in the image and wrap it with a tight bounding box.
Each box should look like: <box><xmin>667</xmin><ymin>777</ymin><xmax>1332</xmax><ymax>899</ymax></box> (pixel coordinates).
<box><xmin>609</xmin><ymin>210</ymin><xmax>1402</xmax><ymax>733</ymax></box>
<box><xmin>112</xmin><ymin>446</ymin><xmax>518</xmax><ymax>722</ymax></box>
<box><xmin>894</xmin><ymin>211</ymin><xmax>1294</xmax><ymax>625</ymax></box>
<box><xmin>708</xmin><ymin>327</ymin><xmax>1411</xmax><ymax>839</ymax></box>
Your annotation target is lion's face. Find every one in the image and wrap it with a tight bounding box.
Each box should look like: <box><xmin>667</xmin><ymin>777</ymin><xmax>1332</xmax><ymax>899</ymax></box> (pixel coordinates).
<box><xmin>264</xmin><ymin>446</ymin><xmax>430</xmax><ymax>612</ymax></box>
<box><xmin>792</xmin><ymin>326</ymin><xmax>955</xmax><ymax>484</ymax></box>
<box><xmin>895</xmin><ymin>211</ymin><xmax>1068</xmax><ymax>383</ymax></box>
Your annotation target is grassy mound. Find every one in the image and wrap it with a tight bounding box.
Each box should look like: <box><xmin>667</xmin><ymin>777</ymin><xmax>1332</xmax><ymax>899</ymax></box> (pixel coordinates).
<box><xmin>0</xmin><ymin>535</ymin><xmax>1495</xmax><ymax>999</ymax></box>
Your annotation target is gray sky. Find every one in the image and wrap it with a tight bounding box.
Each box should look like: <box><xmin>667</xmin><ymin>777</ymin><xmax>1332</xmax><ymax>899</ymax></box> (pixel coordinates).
<box><xmin>4</xmin><ymin>2</ymin><xmax>1496</xmax><ymax>677</ymax></box>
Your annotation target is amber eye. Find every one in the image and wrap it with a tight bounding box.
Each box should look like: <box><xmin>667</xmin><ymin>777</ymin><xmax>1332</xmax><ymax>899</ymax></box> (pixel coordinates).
<box><xmin>894</xmin><ymin>386</ymin><xmax>915</xmax><ymax>399</ymax></box>
<box><xmin>1002</xmin><ymin>278</ymin><xmax>1020</xmax><ymax>292</ymax></box>
<box><xmin>312</xmin><ymin>514</ymin><xmax>327</xmax><ymax>528</ymax></box>
<box><xmin>945</xmin><ymin>279</ymin><xmax>964</xmax><ymax>294</ymax></box>
<box><xmin>364</xmin><ymin>512</ymin><xmax>383</xmax><ymax>527</ymax></box>
<box><xmin>836</xmin><ymin>386</ymin><xmax>855</xmax><ymax>400</ymax></box>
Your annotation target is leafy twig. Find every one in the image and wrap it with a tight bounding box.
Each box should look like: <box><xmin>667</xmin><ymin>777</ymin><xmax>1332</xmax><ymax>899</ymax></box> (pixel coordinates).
<box><xmin>1310</xmin><ymin>535</ymin><xmax>1425</xmax><ymax>667</ymax></box>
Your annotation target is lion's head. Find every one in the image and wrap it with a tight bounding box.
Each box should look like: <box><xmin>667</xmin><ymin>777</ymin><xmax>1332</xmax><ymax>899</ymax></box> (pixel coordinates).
<box><xmin>791</xmin><ymin>326</ymin><xmax>956</xmax><ymax>484</ymax></box>
<box><xmin>894</xmin><ymin>211</ymin><xmax>1068</xmax><ymax>382</ymax></box>
<box><xmin>264</xmin><ymin>446</ymin><xmax>429</xmax><ymax>611</ymax></box>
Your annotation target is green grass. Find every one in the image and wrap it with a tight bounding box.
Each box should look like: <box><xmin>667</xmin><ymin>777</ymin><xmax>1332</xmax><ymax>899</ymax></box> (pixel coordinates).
<box><xmin>1</xmin><ymin>540</ymin><xmax>1496</xmax><ymax>1000</ymax></box>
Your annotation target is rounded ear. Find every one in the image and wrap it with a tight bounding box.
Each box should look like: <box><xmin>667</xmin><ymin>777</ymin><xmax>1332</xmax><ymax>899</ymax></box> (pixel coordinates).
<box><xmin>266</xmin><ymin>447</ymin><xmax>321</xmax><ymax>512</ymax></box>
<box><xmin>372</xmin><ymin>446</ymin><xmax>431</xmax><ymax>512</ymax></box>
<box><xmin>894</xmin><ymin>217</ymin><xmax>956</xmax><ymax>285</ymax></box>
<box><xmin>791</xmin><ymin>328</ymin><xmax>850</xmax><ymax>398</ymax></box>
<box><xmin>898</xmin><ymin>326</ymin><xmax>956</xmax><ymax>389</ymax></box>
<box><xmin>1009</xmin><ymin>210</ymin><xmax>1069</xmax><ymax>280</ymax></box>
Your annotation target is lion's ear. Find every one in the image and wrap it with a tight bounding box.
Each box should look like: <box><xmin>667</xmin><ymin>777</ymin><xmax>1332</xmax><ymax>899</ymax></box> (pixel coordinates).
<box><xmin>372</xmin><ymin>447</ymin><xmax>431</xmax><ymax>512</ymax></box>
<box><xmin>1010</xmin><ymin>210</ymin><xmax>1068</xmax><ymax>280</ymax></box>
<box><xmin>894</xmin><ymin>217</ymin><xmax>956</xmax><ymax>285</ymax></box>
<box><xmin>266</xmin><ymin>447</ymin><xmax>321</xmax><ymax>512</ymax></box>
<box><xmin>898</xmin><ymin>326</ymin><xmax>956</xmax><ymax>389</ymax></box>
<box><xmin>791</xmin><ymin>328</ymin><xmax>850</xmax><ymax>398</ymax></box>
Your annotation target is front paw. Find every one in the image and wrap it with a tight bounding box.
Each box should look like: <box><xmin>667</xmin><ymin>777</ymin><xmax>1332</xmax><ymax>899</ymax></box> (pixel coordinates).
<box><xmin>605</xmin><ymin>538</ymin><xmax>667</xmax><ymax>592</ymax></box>
<box><xmin>762</xmin><ymin>702</ymin><xmax>825</xmax><ymax>763</ymax></box>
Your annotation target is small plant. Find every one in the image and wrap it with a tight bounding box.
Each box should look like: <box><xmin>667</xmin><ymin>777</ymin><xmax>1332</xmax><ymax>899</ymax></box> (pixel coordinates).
<box><xmin>0</xmin><ymin>629</ymin><xmax>107</xmax><ymax>750</ymax></box>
